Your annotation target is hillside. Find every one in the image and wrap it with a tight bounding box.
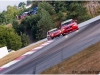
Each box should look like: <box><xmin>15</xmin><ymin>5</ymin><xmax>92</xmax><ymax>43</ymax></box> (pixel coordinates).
<box><xmin>84</xmin><ymin>1</ymin><xmax>100</xmax><ymax>17</ymax></box>
<box><xmin>41</xmin><ymin>41</ymin><xmax>100</xmax><ymax>74</ymax></box>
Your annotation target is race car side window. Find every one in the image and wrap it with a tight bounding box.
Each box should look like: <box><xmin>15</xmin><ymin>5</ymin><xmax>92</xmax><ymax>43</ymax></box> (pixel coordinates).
<box><xmin>61</xmin><ymin>20</ymin><xmax>74</xmax><ymax>26</ymax></box>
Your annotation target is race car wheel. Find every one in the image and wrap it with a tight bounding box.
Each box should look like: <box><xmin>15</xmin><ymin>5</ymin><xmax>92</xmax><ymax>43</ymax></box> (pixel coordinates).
<box><xmin>51</xmin><ymin>37</ymin><xmax>54</xmax><ymax>39</ymax></box>
<box><xmin>62</xmin><ymin>33</ymin><xmax>66</xmax><ymax>36</ymax></box>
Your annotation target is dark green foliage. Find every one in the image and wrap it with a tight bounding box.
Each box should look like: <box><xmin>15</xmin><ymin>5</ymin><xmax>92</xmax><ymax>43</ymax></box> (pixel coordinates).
<box><xmin>31</xmin><ymin>1</ymin><xmax>40</xmax><ymax>8</ymax></box>
<box><xmin>66</xmin><ymin>2</ymin><xmax>92</xmax><ymax>23</ymax></box>
<box><xmin>38</xmin><ymin>2</ymin><xmax>56</xmax><ymax>15</ymax></box>
<box><xmin>12</xmin><ymin>20</ymin><xmax>20</xmax><ymax>35</ymax></box>
<box><xmin>18</xmin><ymin>2</ymin><xmax>26</xmax><ymax>9</ymax></box>
<box><xmin>20</xmin><ymin>33</ymin><xmax>30</xmax><ymax>47</ymax></box>
<box><xmin>57</xmin><ymin>11</ymin><xmax>64</xmax><ymax>20</ymax></box>
<box><xmin>0</xmin><ymin>12</ymin><xmax>7</xmax><ymax>24</ymax></box>
<box><xmin>20</xmin><ymin>14</ymin><xmax>39</xmax><ymax>31</ymax></box>
<box><xmin>20</xmin><ymin>14</ymin><xmax>40</xmax><ymax>40</ymax></box>
<box><xmin>0</xmin><ymin>26</ymin><xmax>22</xmax><ymax>50</ymax></box>
<box><xmin>36</xmin><ymin>8</ymin><xmax>55</xmax><ymax>40</ymax></box>
<box><xmin>31</xmin><ymin>24</ymin><xmax>38</xmax><ymax>40</ymax></box>
<box><xmin>54</xmin><ymin>1</ymin><xmax>67</xmax><ymax>13</ymax></box>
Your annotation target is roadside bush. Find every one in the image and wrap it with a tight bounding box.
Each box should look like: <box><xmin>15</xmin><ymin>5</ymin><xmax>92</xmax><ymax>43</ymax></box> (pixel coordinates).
<box><xmin>0</xmin><ymin>26</ymin><xmax>22</xmax><ymax>50</ymax></box>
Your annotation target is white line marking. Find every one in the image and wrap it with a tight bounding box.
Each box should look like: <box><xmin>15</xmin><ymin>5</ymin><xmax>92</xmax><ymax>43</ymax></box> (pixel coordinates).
<box><xmin>29</xmin><ymin>50</ymin><xmax>36</xmax><ymax>53</ymax></box>
<box><xmin>23</xmin><ymin>51</ymin><xmax>34</xmax><ymax>55</ymax></box>
<box><xmin>0</xmin><ymin>60</ymin><xmax>19</xmax><ymax>68</ymax></box>
<box><xmin>15</xmin><ymin>55</ymin><xmax>26</xmax><ymax>60</ymax></box>
<box><xmin>42</xmin><ymin>42</ymin><xmax>50</xmax><ymax>46</ymax></box>
<box><xmin>42</xmin><ymin>40</ymin><xmax>53</xmax><ymax>46</ymax></box>
<box><xmin>75</xmin><ymin>30</ymin><xmax>79</xmax><ymax>32</ymax></box>
<box><xmin>47</xmin><ymin>40</ymin><xmax>54</xmax><ymax>43</ymax></box>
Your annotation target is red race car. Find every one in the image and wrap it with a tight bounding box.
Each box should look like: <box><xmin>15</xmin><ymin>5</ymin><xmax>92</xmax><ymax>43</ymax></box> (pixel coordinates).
<box><xmin>60</xmin><ymin>19</ymin><xmax>79</xmax><ymax>36</ymax></box>
<box><xmin>47</xmin><ymin>28</ymin><xmax>62</xmax><ymax>40</ymax></box>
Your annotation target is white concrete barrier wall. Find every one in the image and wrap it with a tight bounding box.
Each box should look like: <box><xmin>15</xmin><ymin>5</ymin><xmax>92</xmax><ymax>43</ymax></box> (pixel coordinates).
<box><xmin>0</xmin><ymin>46</ymin><xmax>8</xmax><ymax>59</ymax></box>
<box><xmin>78</xmin><ymin>15</ymin><xmax>100</xmax><ymax>27</ymax></box>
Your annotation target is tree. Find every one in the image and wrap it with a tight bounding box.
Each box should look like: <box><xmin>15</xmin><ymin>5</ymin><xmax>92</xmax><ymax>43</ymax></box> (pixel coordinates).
<box><xmin>0</xmin><ymin>12</ymin><xmax>6</xmax><ymax>24</ymax></box>
<box><xmin>36</xmin><ymin>8</ymin><xmax>55</xmax><ymax>40</ymax></box>
<box><xmin>38</xmin><ymin>2</ymin><xmax>56</xmax><ymax>15</ymax></box>
<box><xmin>18</xmin><ymin>2</ymin><xmax>26</xmax><ymax>9</ymax></box>
<box><xmin>29</xmin><ymin>15</ymin><xmax>40</xmax><ymax>40</ymax></box>
<box><xmin>54</xmin><ymin>1</ymin><xmax>67</xmax><ymax>13</ymax></box>
<box><xmin>0</xmin><ymin>26</ymin><xmax>22</xmax><ymax>50</ymax></box>
<box><xmin>31</xmin><ymin>1</ymin><xmax>41</xmax><ymax>8</ymax></box>
<box><xmin>66</xmin><ymin>2</ymin><xmax>92</xmax><ymax>23</ymax></box>
<box><xmin>5</xmin><ymin>5</ymin><xmax>20</xmax><ymax>23</ymax></box>
<box><xmin>12</xmin><ymin>20</ymin><xmax>20</xmax><ymax>35</ymax></box>
<box><xmin>20</xmin><ymin>33</ymin><xmax>30</xmax><ymax>47</ymax></box>
<box><xmin>57</xmin><ymin>11</ymin><xmax>64</xmax><ymax>20</ymax></box>
<box><xmin>19</xmin><ymin>14</ymin><xmax>40</xmax><ymax>41</ymax></box>
<box><xmin>31</xmin><ymin>24</ymin><xmax>38</xmax><ymax>40</ymax></box>
<box><xmin>19</xmin><ymin>15</ymin><xmax>34</xmax><ymax>34</ymax></box>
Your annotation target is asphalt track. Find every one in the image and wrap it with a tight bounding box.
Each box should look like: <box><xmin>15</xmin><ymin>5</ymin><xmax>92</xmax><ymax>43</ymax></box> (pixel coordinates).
<box><xmin>1</xmin><ymin>19</ymin><xmax>100</xmax><ymax>74</ymax></box>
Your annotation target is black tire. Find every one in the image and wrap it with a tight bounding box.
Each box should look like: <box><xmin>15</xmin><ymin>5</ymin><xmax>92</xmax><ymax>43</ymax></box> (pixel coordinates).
<box><xmin>62</xmin><ymin>33</ymin><xmax>66</xmax><ymax>36</ymax></box>
<box><xmin>51</xmin><ymin>37</ymin><xmax>54</xmax><ymax>39</ymax></box>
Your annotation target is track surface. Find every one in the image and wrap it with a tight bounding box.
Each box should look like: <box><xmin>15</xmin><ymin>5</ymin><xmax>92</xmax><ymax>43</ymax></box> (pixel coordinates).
<box><xmin>1</xmin><ymin>19</ymin><xmax>100</xmax><ymax>74</ymax></box>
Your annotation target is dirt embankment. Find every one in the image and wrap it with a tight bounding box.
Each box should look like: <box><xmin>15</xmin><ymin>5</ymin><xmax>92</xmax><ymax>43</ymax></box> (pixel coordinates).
<box><xmin>84</xmin><ymin>1</ymin><xmax>100</xmax><ymax>17</ymax></box>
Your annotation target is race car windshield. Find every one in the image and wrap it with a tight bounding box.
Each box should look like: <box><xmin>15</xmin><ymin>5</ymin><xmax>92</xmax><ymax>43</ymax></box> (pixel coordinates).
<box><xmin>49</xmin><ymin>29</ymin><xmax>58</xmax><ymax>33</ymax></box>
<box><xmin>61</xmin><ymin>20</ymin><xmax>74</xmax><ymax>26</ymax></box>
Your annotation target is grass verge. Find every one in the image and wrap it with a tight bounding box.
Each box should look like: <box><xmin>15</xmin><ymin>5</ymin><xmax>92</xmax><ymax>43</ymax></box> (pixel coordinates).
<box><xmin>41</xmin><ymin>41</ymin><xmax>100</xmax><ymax>74</ymax></box>
<box><xmin>0</xmin><ymin>41</ymin><xmax>46</xmax><ymax>67</ymax></box>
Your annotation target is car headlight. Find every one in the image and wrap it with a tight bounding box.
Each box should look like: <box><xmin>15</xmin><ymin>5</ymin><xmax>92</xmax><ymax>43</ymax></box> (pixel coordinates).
<box><xmin>51</xmin><ymin>33</ymin><xmax>54</xmax><ymax>36</ymax></box>
<box><xmin>73</xmin><ymin>23</ymin><xmax>77</xmax><ymax>26</ymax></box>
<box><xmin>61</xmin><ymin>28</ymin><xmax>65</xmax><ymax>32</ymax></box>
<box><xmin>59</xmin><ymin>30</ymin><xmax>62</xmax><ymax>33</ymax></box>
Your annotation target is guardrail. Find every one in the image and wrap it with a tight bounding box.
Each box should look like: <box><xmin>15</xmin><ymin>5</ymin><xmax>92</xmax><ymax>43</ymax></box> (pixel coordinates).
<box><xmin>0</xmin><ymin>15</ymin><xmax>100</xmax><ymax>74</ymax></box>
<box><xmin>78</xmin><ymin>15</ymin><xmax>100</xmax><ymax>28</ymax></box>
